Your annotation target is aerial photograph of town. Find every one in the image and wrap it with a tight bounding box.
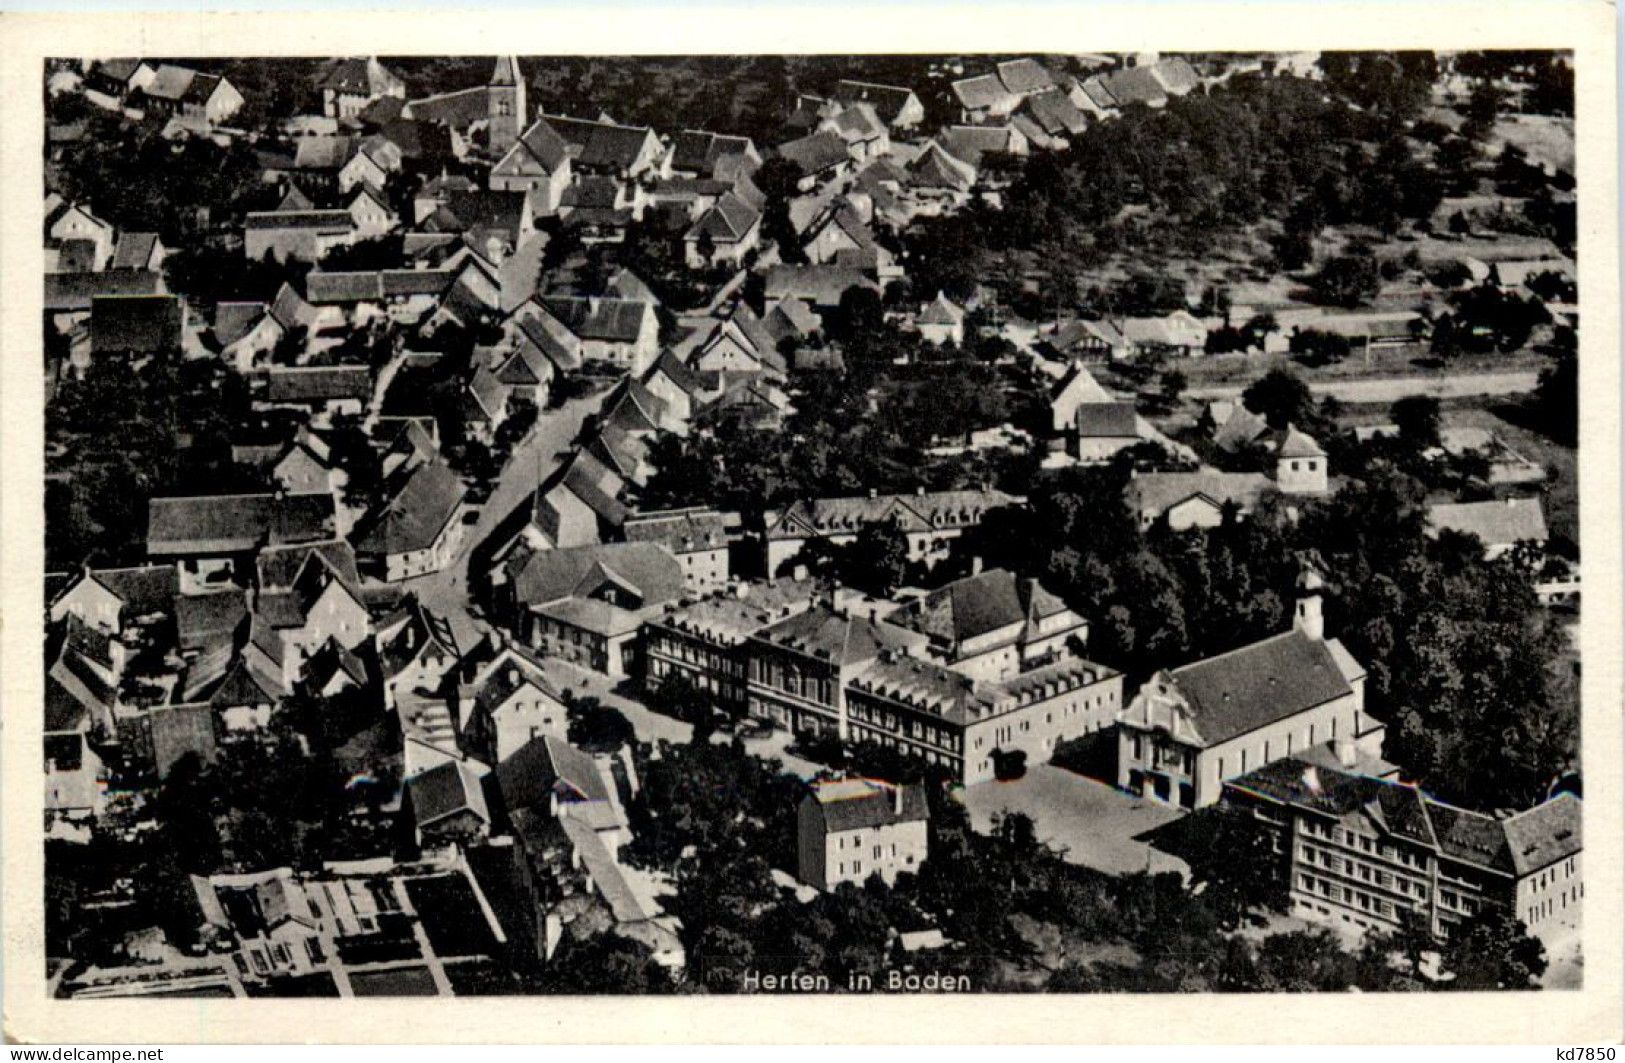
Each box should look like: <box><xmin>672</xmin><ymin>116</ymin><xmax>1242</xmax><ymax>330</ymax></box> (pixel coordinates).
<box><xmin>39</xmin><ymin>49</ymin><xmax>1582</xmax><ymax>998</ymax></box>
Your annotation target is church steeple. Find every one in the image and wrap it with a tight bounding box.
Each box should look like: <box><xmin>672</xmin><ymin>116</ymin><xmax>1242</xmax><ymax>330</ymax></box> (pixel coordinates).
<box><xmin>488</xmin><ymin>56</ymin><xmax>525</xmax><ymax>156</ymax></box>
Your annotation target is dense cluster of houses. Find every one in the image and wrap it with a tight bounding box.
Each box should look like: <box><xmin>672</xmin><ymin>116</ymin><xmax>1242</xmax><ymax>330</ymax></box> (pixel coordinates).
<box><xmin>43</xmin><ymin>51</ymin><xmax>1581</xmax><ymax>989</ymax></box>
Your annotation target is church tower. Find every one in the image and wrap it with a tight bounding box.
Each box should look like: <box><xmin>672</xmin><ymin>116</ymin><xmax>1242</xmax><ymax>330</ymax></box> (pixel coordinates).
<box><xmin>1294</xmin><ymin>564</ymin><xmax>1325</xmax><ymax>642</ymax></box>
<box><xmin>488</xmin><ymin>56</ymin><xmax>526</xmax><ymax>156</ymax></box>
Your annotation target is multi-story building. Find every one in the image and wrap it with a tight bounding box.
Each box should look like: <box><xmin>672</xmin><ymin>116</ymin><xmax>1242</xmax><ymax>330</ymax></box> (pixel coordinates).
<box><xmin>762</xmin><ymin>487</ymin><xmax>1021</xmax><ymax>576</ymax></box>
<box><xmin>642</xmin><ymin>578</ymin><xmax>823</xmax><ymax>714</ymax></box>
<box><xmin>888</xmin><ymin>566</ymin><xmax>1087</xmax><ymax>683</ymax></box>
<box><xmin>1222</xmin><ymin>757</ymin><xmax>1583</xmax><ymax>942</ymax></box>
<box><xmin>1116</xmin><ymin>567</ymin><xmax>1381</xmax><ymax>809</ymax></box>
<box><xmin>844</xmin><ymin>649</ymin><xmax>1123</xmax><ymax>784</ymax></box>
<box><xmin>745</xmin><ymin>604</ymin><xmax>929</xmax><ymax>739</ymax></box>
<box><xmin>797</xmin><ymin>777</ymin><xmax>929</xmax><ymax>891</ymax></box>
<box><xmin>620</xmin><ymin>508</ymin><xmax>731</xmax><ymax>595</ymax></box>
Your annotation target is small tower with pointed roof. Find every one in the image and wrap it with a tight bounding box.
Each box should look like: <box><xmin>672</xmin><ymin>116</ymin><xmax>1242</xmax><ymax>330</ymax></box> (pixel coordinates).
<box><xmin>1273</xmin><ymin>422</ymin><xmax>1328</xmax><ymax>496</ymax></box>
<box><xmin>1294</xmin><ymin>561</ymin><xmax>1325</xmax><ymax>641</ymax></box>
<box><xmin>488</xmin><ymin>56</ymin><xmax>526</xmax><ymax>157</ymax></box>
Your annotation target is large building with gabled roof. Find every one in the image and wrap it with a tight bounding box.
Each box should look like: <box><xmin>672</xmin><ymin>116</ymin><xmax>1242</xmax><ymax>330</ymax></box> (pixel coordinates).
<box><xmin>762</xmin><ymin>486</ymin><xmax>1021</xmax><ymax>576</ymax></box>
<box><xmin>1223</xmin><ymin>757</ymin><xmax>1582</xmax><ymax>942</ymax></box>
<box><xmin>1116</xmin><ymin>566</ymin><xmax>1382</xmax><ymax>809</ymax></box>
<box><xmin>887</xmin><ymin>566</ymin><xmax>1087</xmax><ymax>683</ymax></box>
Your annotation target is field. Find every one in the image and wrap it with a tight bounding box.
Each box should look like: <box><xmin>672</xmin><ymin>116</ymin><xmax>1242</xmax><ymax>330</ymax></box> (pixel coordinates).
<box><xmin>348</xmin><ymin>966</ymin><xmax>439</xmax><ymax>997</ymax></box>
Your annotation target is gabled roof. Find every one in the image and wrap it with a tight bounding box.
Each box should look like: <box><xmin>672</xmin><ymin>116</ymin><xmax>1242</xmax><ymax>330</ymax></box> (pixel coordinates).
<box><xmin>496</xmin><ymin>733</ymin><xmax>610</xmax><ymax>813</ymax></box>
<box><xmin>495</xmin><ymin>118</ymin><xmax>571</xmax><ymax>177</ymax></box>
<box><xmin>142</xmin><ymin>63</ymin><xmax>197</xmax><ymax>101</ymax></box>
<box><xmin>294</xmin><ymin>134</ymin><xmax>357</xmax><ymax>172</ymax></box>
<box><xmin>766</xmin><ymin>488</ymin><xmax>1019</xmax><ymax>541</ymax></box>
<box><xmin>354</xmin><ymin>461</ymin><xmax>466</xmax><ymax>557</ymax></box>
<box><xmin>79</xmin><ymin>564</ymin><xmax>180</xmax><ymax>617</ymax></box>
<box><xmin>1025</xmin><ymin>89</ymin><xmax>1088</xmax><ymax>136</ymax></box>
<box><xmin>409</xmin><ymin>759</ymin><xmax>490</xmax><ymax>830</ymax></box>
<box><xmin>671</xmin><ymin>129</ymin><xmax>759</xmax><ymax>175</ymax></box>
<box><xmin>537</xmin><ymin>296</ymin><xmax>652</xmax><ymax>344</ymax></box>
<box><xmin>620</xmin><ymin>508</ymin><xmax>727</xmax><ymax>555</ymax></box>
<box><xmin>685</xmin><ymin>191</ymin><xmax>761</xmax><ymax>244</ymax></box>
<box><xmin>1123</xmin><ymin>470</ymin><xmax>1274</xmax><ymax>520</ymax></box>
<box><xmin>830</xmin><ymin>80</ymin><xmax>920</xmax><ymax>124</ymax></box>
<box><xmin>996</xmin><ymin>58</ymin><xmax>1056</xmax><ymax>95</ymax></box>
<box><xmin>806</xmin><ymin>778</ymin><xmax>929</xmax><ymax>832</ymax></box>
<box><xmin>892</xmin><ymin>568</ymin><xmax>1073</xmax><ymax>648</ymax></box>
<box><xmin>754</xmin><ymin>604</ymin><xmax>926</xmax><ymax>666</ymax></box>
<box><xmin>90</xmin><ymin>295</ymin><xmax>181</xmax><ymax>356</ymax></box>
<box><xmin>1163</xmin><ymin>630</ymin><xmax>1357</xmax><ymax>747</ymax></box>
<box><xmin>45</xmin><ymin>270</ymin><xmax>164</xmax><ymax>313</ymax></box>
<box><xmin>906</xmin><ymin>140</ymin><xmax>977</xmax><ymax>192</ymax></box>
<box><xmin>918</xmin><ymin>291</ymin><xmax>964</xmax><ymax>326</ymax></box>
<box><xmin>1274</xmin><ymin>423</ymin><xmax>1325</xmax><ymax>459</ymax></box>
<box><xmin>263</xmin><ymin>365</ymin><xmax>373</xmax><ymax>404</ymax></box>
<box><xmin>952</xmin><ymin>73</ymin><xmax>1019</xmax><ymax>113</ymax></box>
<box><xmin>175</xmin><ymin>590</ymin><xmax>248</xmax><ymax>653</ymax></box>
<box><xmin>762</xmin><ymin>264</ymin><xmax>880</xmax><ymax>309</ymax></box>
<box><xmin>512</xmin><ymin>541</ymin><xmax>685</xmax><ymax>609</ymax></box>
<box><xmin>110</xmin><ymin>232</ymin><xmax>161</xmax><ymax>270</ymax></box>
<box><xmin>776</xmin><ymin>130</ymin><xmax>851</xmax><ymax>176</ymax></box>
<box><xmin>1099</xmin><ymin>65</ymin><xmax>1169</xmax><ymax>108</ymax></box>
<box><xmin>542</xmin><ymin>114</ymin><xmax>660</xmax><ymax>172</ymax></box>
<box><xmin>1427</xmin><ymin>498</ymin><xmax>1549</xmax><ymax>547</ymax></box>
<box><xmin>643</xmin><ymin>347</ymin><xmax>704</xmax><ymax>397</ymax></box>
<box><xmin>1213</xmin><ymin>405</ymin><xmax>1271</xmax><ymax>453</ymax></box>
<box><xmin>245</xmin><ymin>210</ymin><xmax>355</xmax><ymax>233</ymax></box>
<box><xmin>1075</xmin><ymin>401</ymin><xmax>1140</xmax><ymax>439</ymax></box>
<box><xmin>148</xmin><ymin>492</ymin><xmax>335</xmax><ymax>556</ymax></box>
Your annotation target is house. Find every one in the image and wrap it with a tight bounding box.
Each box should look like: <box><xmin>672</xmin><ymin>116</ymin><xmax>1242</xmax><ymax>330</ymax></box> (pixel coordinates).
<box><xmin>48</xmin><ymin>203</ymin><xmax>116</xmax><ymax>270</ymax></box>
<box><xmin>1047</xmin><ymin>362</ymin><xmax>1115</xmax><ymax>433</ymax></box>
<box><xmin>457</xmin><ymin>636</ymin><xmax>568</xmax><ymax>762</ymax></box>
<box><xmin>995</xmin><ymin>58</ymin><xmax>1057</xmax><ymax>98</ymax></box>
<box><xmin>638</xmin><ymin>349</ymin><xmax>704</xmax><ymax>426</ymax></box>
<box><xmin>256</xmin><ymin>548</ymin><xmax>372</xmax><ymax>664</ymax></box>
<box><xmin>776</xmin><ymin>130</ymin><xmax>853</xmax><ymax>189</ymax></box>
<box><xmin>1211</xmin><ymin>403</ymin><xmax>1272</xmax><ymax>454</ymax></box>
<box><xmin>110</xmin><ymin>232</ymin><xmax>166</xmax><ymax>272</ymax></box>
<box><xmin>941</xmin><ymin>124</ymin><xmax>1029</xmax><ymax>168</ymax></box>
<box><xmin>1124</xmin><ymin>470</ymin><xmax>1276</xmax><ymax>530</ymax></box>
<box><xmin>374</xmin><ymin>592</ymin><xmax>461</xmax><ymax>699</ymax></box>
<box><xmin>887</xmin><ymin>567</ymin><xmax>1089</xmax><ymax>683</ymax></box>
<box><xmin>800</xmin><ymin>197</ymin><xmax>893</xmax><ymax>273</ymax></box>
<box><xmin>1426</xmin><ymin>497</ymin><xmax>1549</xmax><ymax>561</ymax></box>
<box><xmin>1072</xmin><ymin>402</ymin><xmax>1143</xmax><ymax>464</ymax></box>
<box><xmin>1223</xmin><ymin>758</ymin><xmax>1582</xmax><ymax>942</ymax></box>
<box><xmin>137</xmin><ymin>64</ymin><xmax>244</xmax><ymax>128</ymax></box>
<box><xmin>543</xmin><ymin>114</ymin><xmax>667</xmax><ymax>179</ymax></box>
<box><xmin>268</xmin><ymin>432</ymin><xmax>340</xmax><ymax>496</ymax></box>
<box><xmin>49</xmin><ymin>564</ymin><xmax>178</xmax><ymax>636</ymax></box>
<box><xmin>506</xmin><ymin>542</ymin><xmax>686</xmax><ymax>678</ymax></box>
<box><xmin>692</xmin><ymin>376</ymin><xmax>793</xmax><ymax>433</ymax></box>
<box><xmin>797</xmin><ymin>778</ymin><xmax>928</xmax><ymax>891</ymax></box>
<box><xmin>318</xmin><ymin>56</ymin><xmax>406</xmax><ymax>120</ymax></box>
<box><xmin>353</xmin><ymin>461</ymin><xmax>468</xmax><ymax>582</ymax></box>
<box><xmin>531</xmin><ymin>296</ymin><xmax>660</xmax><ymax>376</ymax></box>
<box><xmin>830</xmin><ymin>80</ymin><xmax>925</xmax><ymax>129</ymax></box>
<box><xmin>145</xmin><ymin>702</ymin><xmax>219</xmax><ymax>782</ymax></box>
<box><xmin>681</xmin><ymin>302</ymin><xmax>785</xmax><ymax>381</ymax></box>
<box><xmin>1121</xmin><ymin>310</ymin><xmax>1208</xmax><ymax>358</ymax></box>
<box><xmin>406</xmin><ymin>758</ymin><xmax>492</xmax><ymax>847</ymax></box>
<box><xmin>762</xmin><ymin>264</ymin><xmax>881</xmax><ymax>312</ymax></box>
<box><xmin>620</xmin><ymin>508</ymin><xmax>730</xmax><ymax>594</ymax></box>
<box><xmin>1044</xmin><ymin>319</ymin><xmax>1127</xmax><ymax>363</ymax></box>
<box><xmin>461</xmin><ymin>364</ymin><xmax>513</xmax><ymax>446</ymax></box>
<box><xmin>245</xmin><ymin>210</ymin><xmax>358</xmax><ymax>264</ymax></box>
<box><xmin>187</xmin><ymin>869</ymin><xmax>324</xmax><ymax>981</ymax></box>
<box><xmin>684</xmin><ymin>190</ymin><xmax>762</xmax><ymax>269</ymax></box>
<box><xmin>428</xmin><ymin>189</ymin><xmax>535</xmax><ymax>264</ymax></box>
<box><xmin>339</xmin><ymin>135</ymin><xmax>404</xmax><ymax>196</ymax></box>
<box><xmin>668</xmin><ymin>130</ymin><xmax>761</xmax><ymax>178</ymax></box>
<box><xmin>916</xmin><ymin>292</ymin><xmax>966</xmax><ymax>347</ymax></box>
<box><xmin>84</xmin><ymin>58</ymin><xmax>156</xmax><ymax>101</ymax></box>
<box><xmin>1273</xmin><ymin>424</ymin><xmax>1329</xmax><ymax>495</ymax></box>
<box><xmin>1116</xmin><ymin>567</ymin><xmax>1381</xmax><ymax>809</ymax></box>
<box><xmin>951</xmin><ymin>73</ymin><xmax>1022</xmax><ymax>121</ymax></box>
<box><xmin>147</xmin><ymin>492</ymin><xmax>336</xmax><ymax>591</ymax></box>
<box><xmin>496</xmin><ymin>734</ymin><xmax>634</xmax><ymax>855</ymax></box>
<box><xmin>527</xmin><ymin>449</ymin><xmax>630</xmax><ymax>551</ymax></box>
<box><xmin>819</xmin><ymin>103</ymin><xmax>890</xmax><ymax>164</ymax></box>
<box><xmin>642</xmin><ymin>577</ymin><xmax>823</xmax><ymax>715</ymax></box>
<box><xmin>762</xmin><ymin>487</ymin><xmax>1021</xmax><ymax>576</ymax></box>
<box><xmin>45</xmin><ymin>705</ymin><xmax>106</xmax><ymax>842</ymax></box>
<box><xmin>89</xmin><ymin>295</ymin><xmax>182</xmax><ymax>360</ymax></box>
<box><xmin>1022</xmin><ymin>90</ymin><xmax>1089</xmax><ymax>140</ymax></box>
<box><xmin>904</xmin><ymin>141</ymin><xmax>978</xmax><ymax>208</ymax></box>
<box><xmin>258</xmin><ymin>366</ymin><xmax>374</xmax><ymax>421</ymax></box>
<box><xmin>491</xmin><ymin>335</ymin><xmax>556</xmax><ymax>405</ymax></box>
<box><xmin>489</xmin><ymin>117</ymin><xmax>573</xmax><ymax>214</ymax></box>
<box><xmin>346</xmin><ymin>185</ymin><xmax>396</xmax><ymax>238</ymax></box>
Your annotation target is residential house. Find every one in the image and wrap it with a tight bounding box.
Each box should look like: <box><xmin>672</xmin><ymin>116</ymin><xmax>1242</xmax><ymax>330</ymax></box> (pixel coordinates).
<box><xmin>1426</xmin><ymin>497</ymin><xmax>1550</xmax><ymax>561</ymax></box>
<box><xmin>49</xmin><ymin>564</ymin><xmax>178</xmax><ymax>636</ymax></box>
<box><xmin>762</xmin><ymin>487</ymin><xmax>1021</xmax><ymax>576</ymax></box>
<box><xmin>374</xmin><ymin>592</ymin><xmax>462</xmax><ymax>699</ymax></box>
<box><xmin>318</xmin><ymin>57</ymin><xmax>406</xmax><ymax>120</ymax></box>
<box><xmin>506</xmin><ymin>541</ymin><xmax>686</xmax><ymax>678</ymax></box>
<box><xmin>1124</xmin><ymin>470</ymin><xmax>1276</xmax><ymax>530</ymax></box>
<box><xmin>797</xmin><ymin>778</ymin><xmax>928</xmax><ymax>891</ymax></box>
<box><xmin>245</xmin><ymin>210</ymin><xmax>358</xmax><ymax>264</ymax></box>
<box><xmin>255</xmin><ymin>548</ymin><xmax>373</xmax><ymax>667</ymax></box>
<box><xmin>338</xmin><ymin>135</ymin><xmax>404</xmax><ymax>196</ymax></box>
<box><xmin>457</xmin><ymin>636</ymin><xmax>568</xmax><ymax>762</ymax></box>
<box><xmin>681</xmin><ymin>302</ymin><xmax>785</xmax><ymax>381</ymax></box>
<box><xmin>1273</xmin><ymin>423</ymin><xmax>1329</xmax><ymax>496</ymax></box>
<box><xmin>84</xmin><ymin>58</ymin><xmax>156</xmax><ymax>101</ymax></box>
<box><xmin>951</xmin><ymin>73</ymin><xmax>1022</xmax><ymax>122</ymax></box>
<box><xmin>1043</xmin><ymin>319</ymin><xmax>1128</xmax><ymax>363</ymax></box>
<box><xmin>48</xmin><ymin>203</ymin><xmax>116</xmax><ymax>270</ymax></box>
<box><xmin>496</xmin><ymin>734</ymin><xmax>635</xmax><ymax>856</ymax></box>
<box><xmin>137</xmin><ymin>64</ymin><xmax>244</xmax><ymax>128</ymax></box>
<box><xmin>917</xmin><ymin>291</ymin><xmax>966</xmax><ymax>346</ymax></box>
<box><xmin>88</xmin><ymin>295</ymin><xmax>182</xmax><ymax>364</ymax></box>
<box><xmin>903</xmin><ymin>140</ymin><xmax>978</xmax><ymax>213</ymax></box>
<box><xmin>639</xmin><ymin>349</ymin><xmax>705</xmax><ymax>426</ymax></box>
<box><xmin>762</xmin><ymin>264</ymin><xmax>881</xmax><ymax>313</ymax></box>
<box><xmin>531</xmin><ymin>296</ymin><xmax>660</xmax><ymax>376</ymax></box>
<box><xmin>887</xmin><ymin>567</ymin><xmax>1089</xmax><ymax>683</ymax></box>
<box><xmin>1223</xmin><ymin>758</ymin><xmax>1582</xmax><ymax>942</ymax></box>
<box><xmin>829</xmin><ymin>80</ymin><xmax>925</xmax><ymax>129</ymax></box>
<box><xmin>268</xmin><ymin>431</ymin><xmax>341</xmax><ymax>496</ymax></box>
<box><xmin>668</xmin><ymin>130</ymin><xmax>761</xmax><ymax>178</ymax></box>
<box><xmin>110</xmin><ymin>232</ymin><xmax>167</xmax><ymax>272</ymax></box>
<box><xmin>346</xmin><ymin>185</ymin><xmax>397</xmax><ymax>237</ymax></box>
<box><xmin>147</xmin><ymin>491</ymin><xmax>336</xmax><ymax>592</ymax></box>
<box><xmin>1047</xmin><ymin>362</ymin><xmax>1115</xmax><ymax>433</ymax></box>
<box><xmin>543</xmin><ymin>114</ymin><xmax>667</xmax><ymax>179</ymax></box>
<box><xmin>406</xmin><ymin>758</ymin><xmax>492</xmax><ymax>847</ymax></box>
<box><xmin>683</xmin><ymin>190</ymin><xmax>762</xmax><ymax>269</ymax></box>
<box><xmin>353</xmin><ymin>461</ymin><xmax>468</xmax><ymax>582</ymax></box>
<box><xmin>1072</xmin><ymin>402</ymin><xmax>1143</xmax><ymax>464</ymax></box>
<box><xmin>1121</xmin><ymin>310</ymin><xmax>1208</xmax><ymax>358</ymax></box>
<box><xmin>619</xmin><ymin>508</ymin><xmax>730</xmax><ymax>594</ymax></box>
<box><xmin>489</xmin><ymin>117</ymin><xmax>573</xmax><ymax>215</ymax></box>
<box><xmin>257</xmin><ymin>366</ymin><xmax>374</xmax><ymax>422</ymax></box>
<box><xmin>527</xmin><ymin>449</ymin><xmax>630</xmax><ymax>551</ymax></box>
<box><xmin>818</xmin><ymin>103</ymin><xmax>890</xmax><ymax>164</ymax></box>
<box><xmin>460</xmin><ymin>364</ymin><xmax>514</xmax><ymax>447</ymax></box>
<box><xmin>1116</xmin><ymin>567</ymin><xmax>1381</xmax><ymax>809</ymax></box>
<box><xmin>941</xmin><ymin>124</ymin><xmax>1030</xmax><ymax>168</ymax></box>
<box><xmin>776</xmin><ymin>130</ymin><xmax>853</xmax><ymax>190</ymax></box>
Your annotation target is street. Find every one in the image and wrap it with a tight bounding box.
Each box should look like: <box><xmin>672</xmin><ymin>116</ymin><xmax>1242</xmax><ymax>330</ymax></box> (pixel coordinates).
<box><xmin>396</xmin><ymin>388</ymin><xmax>609</xmax><ymax>654</ymax></box>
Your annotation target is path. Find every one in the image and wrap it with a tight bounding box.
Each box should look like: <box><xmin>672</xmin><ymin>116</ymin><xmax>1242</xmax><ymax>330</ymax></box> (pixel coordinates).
<box><xmin>1186</xmin><ymin>370</ymin><xmax>1540</xmax><ymax>405</ymax></box>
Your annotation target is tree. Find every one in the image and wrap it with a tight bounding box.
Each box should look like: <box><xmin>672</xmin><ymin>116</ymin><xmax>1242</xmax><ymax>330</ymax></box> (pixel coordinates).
<box><xmin>1392</xmin><ymin>395</ymin><xmax>1443</xmax><ymax>449</ymax></box>
<box><xmin>841</xmin><ymin>519</ymin><xmax>910</xmax><ymax>598</ymax></box>
<box><xmin>1440</xmin><ymin>908</ymin><xmax>1548</xmax><ymax>990</ymax></box>
<box><xmin>1309</xmin><ymin>252</ymin><xmax>1382</xmax><ymax>309</ymax></box>
<box><xmin>1532</xmin><ymin>352</ymin><xmax>1578</xmax><ymax>445</ymax></box>
<box><xmin>1289</xmin><ymin>328</ymin><xmax>1353</xmax><ymax>367</ymax></box>
<box><xmin>1241</xmin><ymin>369</ymin><xmax>1319</xmax><ymax>431</ymax></box>
<box><xmin>1176</xmin><ymin>805</ymin><xmax>1289</xmax><ymax>928</ymax></box>
<box><xmin>567</xmin><ymin>697</ymin><xmax>637</xmax><ymax>753</ymax></box>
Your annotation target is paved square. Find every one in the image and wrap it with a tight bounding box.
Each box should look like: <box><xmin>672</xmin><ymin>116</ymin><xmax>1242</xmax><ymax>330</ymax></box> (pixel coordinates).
<box><xmin>960</xmin><ymin>764</ymin><xmax>1190</xmax><ymax>878</ymax></box>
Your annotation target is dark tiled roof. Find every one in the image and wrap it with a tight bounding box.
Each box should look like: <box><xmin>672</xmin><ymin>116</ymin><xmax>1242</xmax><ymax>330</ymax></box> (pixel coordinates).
<box><xmin>147</xmin><ymin>492</ymin><xmax>335</xmax><ymax>556</ymax></box>
<box><xmin>354</xmin><ymin>461</ymin><xmax>465</xmax><ymax>557</ymax></box>
<box><xmin>831</xmin><ymin>80</ymin><xmax>919</xmax><ymax>124</ymax></box>
<box><xmin>543</xmin><ymin>115</ymin><xmax>658</xmax><ymax>172</ymax></box>
<box><xmin>1075</xmin><ymin>402</ymin><xmax>1140</xmax><ymax>438</ymax></box>
<box><xmin>996</xmin><ymin>58</ymin><xmax>1056</xmax><ymax>95</ymax></box>
<box><xmin>496</xmin><ymin>734</ymin><xmax>608</xmax><ymax>813</ymax></box>
<box><xmin>806</xmin><ymin>778</ymin><xmax>928</xmax><ymax>832</ymax></box>
<box><xmin>755</xmin><ymin>604</ymin><xmax>925</xmax><ymax>666</ymax></box>
<box><xmin>263</xmin><ymin>366</ymin><xmax>373</xmax><ymax>404</ymax></box>
<box><xmin>244</xmin><ymin>210</ymin><xmax>356</xmax><ymax>232</ymax></box>
<box><xmin>408</xmin><ymin>759</ymin><xmax>489</xmax><ymax>829</ymax></box>
<box><xmin>90</xmin><ymin>295</ymin><xmax>181</xmax><ymax>355</ymax></box>
<box><xmin>45</xmin><ymin>270</ymin><xmax>164</xmax><ymax>312</ymax></box>
<box><xmin>149</xmin><ymin>702</ymin><xmax>218</xmax><ymax>780</ymax></box>
<box><xmin>776</xmin><ymin>129</ymin><xmax>850</xmax><ymax>176</ymax></box>
<box><xmin>88</xmin><ymin>564</ymin><xmax>179</xmax><ymax>616</ymax></box>
<box><xmin>621</xmin><ymin>508</ymin><xmax>727</xmax><ymax>555</ymax></box>
<box><xmin>512</xmin><ymin>541</ymin><xmax>685</xmax><ymax>609</ymax></box>
<box><xmin>1168</xmin><ymin>630</ymin><xmax>1355</xmax><ymax>746</ymax></box>
<box><xmin>537</xmin><ymin>296</ymin><xmax>651</xmax><ymax>344</ymax></box>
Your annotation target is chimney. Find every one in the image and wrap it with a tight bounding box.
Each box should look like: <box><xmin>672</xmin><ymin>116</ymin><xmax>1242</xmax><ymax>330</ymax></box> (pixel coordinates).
<box><xmin>1301</xmin><ymin>766</ymin><xmax>1322</xmax><ymax>793</ymax></box>
<box><xmin>868</xmin><ymin>488</ymin><xmax>878</xmax><ymax>500</ymax></box>
<box><xmin>970</xmin><ymin>555</ymin><xmax>984</xmax><ymax>576</ymax></box>
<box><xmin>791</xmin><ymin>564</ymin><xmax>809</xmax><ymax>582</ymax></box>
<box><xmin>1334</xmin><ymin>738</ymin><xmax>1358</xmax><ymax>770</ymax></box>
<box><xmin>892</xmin><ymin>784</ymin><xmax>905</xmax><ymax>815</ymax></box>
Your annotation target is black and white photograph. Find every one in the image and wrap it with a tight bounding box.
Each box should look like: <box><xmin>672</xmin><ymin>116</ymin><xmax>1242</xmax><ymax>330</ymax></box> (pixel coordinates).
<box><xmin>5</xmin><ymin>3</ymin><xmax>1622</xmax><ymax>1044</ymax></box>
